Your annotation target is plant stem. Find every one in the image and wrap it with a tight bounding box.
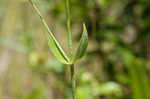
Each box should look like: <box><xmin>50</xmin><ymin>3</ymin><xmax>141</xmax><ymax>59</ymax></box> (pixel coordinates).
<box><xmin>30</xmin><ymin>0</ymin><xmax>76</xmax><ymax>98</ymax></box>
<box><xmin>71</xmin><ymin>64</ymin><xmax>76</xmax><ymax>99</ymax></box>
<box><xmin>65</xmin><ymin>0</ymin><xmax>73</xmax><ymax>59</ymax></box>
<box><xmin>65</xmin><ymin>0</ymin><xmax>76</xmax><ymax>99</ymax></box>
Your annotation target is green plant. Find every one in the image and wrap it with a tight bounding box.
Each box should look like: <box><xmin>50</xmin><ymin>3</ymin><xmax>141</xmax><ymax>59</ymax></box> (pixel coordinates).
<box><xmin>29</xmin><ymin>0</ymin><xmax>88</xmax><ymax>99</ymax></box>
<box><xmin>122</xmin><ymin>50</ymin><xmax>150</xmax><ymax>99</ymax></box>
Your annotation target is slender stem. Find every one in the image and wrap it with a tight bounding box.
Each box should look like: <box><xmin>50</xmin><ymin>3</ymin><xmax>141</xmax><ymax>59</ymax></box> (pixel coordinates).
<box><xmin>65</xmin><ymin>0</ymin><xmax>73</xmax><ymax>59</ymax></box>
<box><xmin>65</xmin><ymin>0</ymin><xmax>76</xmax><ymax>99</ymax></box>
<box><xmin>71</xmin><ymin>64</ymin><xmax>76</xmax><ymax>99</ymax></box>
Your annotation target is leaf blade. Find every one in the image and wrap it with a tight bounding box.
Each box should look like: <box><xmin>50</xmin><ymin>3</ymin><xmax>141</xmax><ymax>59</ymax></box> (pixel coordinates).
<box><xmin>73</xmin><ymin>24</ymin><xmax>88</xmax><ymax>62</ymax></box>
<box><xmin>47</xmin><ymin>34</ymin><xmax>70</xmax><ymax>64</ymax></box>
<box><xmin>29</xmin><ymin>0</ymin><xmax>70</xmax><ymax>64</ymax></box>
<box><xmin>47</xmin><ymin>33</ymin><xmax>70</xmax><ymax>64</ymax></box>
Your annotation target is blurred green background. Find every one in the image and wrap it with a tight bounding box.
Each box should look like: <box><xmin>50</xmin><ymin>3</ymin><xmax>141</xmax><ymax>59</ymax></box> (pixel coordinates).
<box><xmin>0</xmin><ymin>0</ymin><xmax>150</xmax><ymax>99</ymax></box>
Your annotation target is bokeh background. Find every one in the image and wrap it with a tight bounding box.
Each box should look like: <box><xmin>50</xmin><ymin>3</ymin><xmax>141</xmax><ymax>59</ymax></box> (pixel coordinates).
<box><xmin>0</xmin><ymin>0</ymin><xmax>150</xmax><ymax>99</ymax></box>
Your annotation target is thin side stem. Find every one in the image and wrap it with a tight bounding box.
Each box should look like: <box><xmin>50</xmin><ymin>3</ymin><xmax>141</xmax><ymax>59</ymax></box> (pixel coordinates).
<box><xmin>71</xmin><ymin>64</ymin><xmax>76</xmax><ymax>99</ymax></box>
<box><xmin>65</xmin><ymin>0</ymin><xmax>73</xmax><ymax>59</ymax></box>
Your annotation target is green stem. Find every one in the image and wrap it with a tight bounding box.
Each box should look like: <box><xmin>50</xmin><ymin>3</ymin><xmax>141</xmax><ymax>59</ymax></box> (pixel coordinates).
<box><xmin>65</xmin><ymin>0</ymin><xmax>73</xmax><ymax>59</ymax></box>
<box><xmin>65</xmin><ymin>0</ymin><xmax>76</xmax><ymax>98</ymax></box>
<box><xmin>71</xmin><ymin>64</ymin><xmax>76</xmax><ymax>99</ymax></box>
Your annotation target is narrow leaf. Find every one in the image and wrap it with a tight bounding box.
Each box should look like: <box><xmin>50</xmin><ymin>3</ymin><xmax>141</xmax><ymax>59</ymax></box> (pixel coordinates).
<box><xmin>47</xmin><ymin>33</ymin><xmax>70</xmax><ymax>64</ymax></box>
<box><xmin>73</xmin><ymin>24</ymin><xmax>88</xmax><ymax>62</ymax></box>
<box><xmin>29</xmin><ymin>0</ymin><xmax>70</xmax><ymax>64</ymax></box>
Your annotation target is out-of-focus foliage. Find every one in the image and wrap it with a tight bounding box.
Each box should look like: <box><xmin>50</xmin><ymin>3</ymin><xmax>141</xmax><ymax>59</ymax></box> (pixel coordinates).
<box><xmin>0</xmin><ymin>0</ymin><xmax>150</xmax><ymax>99</ymax></box>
